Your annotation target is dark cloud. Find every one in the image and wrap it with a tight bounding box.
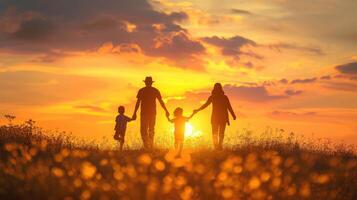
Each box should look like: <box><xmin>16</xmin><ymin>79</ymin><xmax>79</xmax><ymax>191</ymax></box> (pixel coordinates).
<box><xmin>267</xmin><ymin>43</ymin><xmax>324</xmax><ymax>55</ymax></box>
<box><xmin>268</xmin><ymin>110</ymin><xmax>316</xmax><ymax>120</ymax></box>
<box><xmin>75</xmin><ymin>105</ymin><xmax>106</xmax><ymax>112</ymax></box>
<box><xmin>291</xmin><ymin>77</ymin><xmax>317</xmax><ymax>84</ymax></box>
<box><xmin>116</xmin><ymin>43</ymin><xmax>142</xmax><ymax>54</ymax></box>
<box><xmin>223</xmin><ymin>85</ymin><xmax>288</xmax><ymax>102</ymax></box>
<box><xmin>202</xmin><ymin>35</ymin><xmax>256</xmax><ymax>53</ymax></box>
<box><xmin>12</xmin><ymin>18</ymin><xmax>54</xmax><ymax>40</ymax></box>
<box><xmin>320</xmin><ymin>75</ymin><xmax>332</xmax><ymax>80</ymax></box>
<box><xmin>31</xmin><ymin>51</ymin><xmax>70</xmax><ymax>63</ymax></box>
<box><xmin>323</xmin><ymin>82</ymin><xmax>357</xmax><ymax>92</ymax></box>
<box><xmin>81</xmin><ymin>18</ymin><xmax>122</xmax><ymax>31</ymax></box>
<box><xmin>335</xmin><ymin>62</ymin><xmax>357</xmax><ymax>75</ymax></box>
<box><xmin>285</xmin><ymin>89</ymin><xmax>303</xmax><ymax>96</ymax></box>
<box><xmin>148</xmin><ymin>32</ymin><xmax>205</xmax><ymax>69</ymax></box>
<box><xmin>0</xmin><ymin>0</ymin><xmax>201</xmax><ymax>69</ymax></box>
<box><xmin>230</xmin><ymin>9</ymin><xmax>252</xmax><ymax>15</ymax></box>
<box><xmin>279</xmin><ymin>79</ymin><xmax>289</xmax><ymax>84</ymax></box>
<box><xmin>202</xmin><ymin>35</ymin><xmax>260</xmax><ymax>67</ymax></box>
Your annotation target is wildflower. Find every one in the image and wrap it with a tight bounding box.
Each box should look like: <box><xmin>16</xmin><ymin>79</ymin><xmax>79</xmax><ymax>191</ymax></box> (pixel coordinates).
<box><xmin>222</xmin><ymin>188</ymin><xmax>233</xmax><ymax>199</ymax></box>
<box><xmin>299</xmin><ymin>182</ymin><xmax>311</xmax><ymax>197</ymax></box>
<box><xmin>248</xmin><ymin>176</ymin><xmax>261</xmax><ymax>190</ymax></box>
<box><xmin>80</xmin><ymin>190</ymin><xmax>91</xmax><ymax>200</ymax></box>
<box><xmin>154</xmin><ymin>160</ymin><xmax>165</xmax><ymax>171</ymax></box>
<box><xmin>138</xmin><ymin>153</ymin><xmax>152</xmax><ymax>165</ymax></box>
<box><xmin>81</xmin><ymin>161</ymin><xmax>97</xmax><ymax>179</ymax></box>
<box><xmin>52</xmin><ymin>167</ymin><xmax>64</xmax><ymax>177</ymax></box>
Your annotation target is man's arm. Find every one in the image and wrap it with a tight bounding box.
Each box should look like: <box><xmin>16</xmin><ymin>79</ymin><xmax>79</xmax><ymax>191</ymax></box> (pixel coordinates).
<box><xmin>166</xmin><ymin>116</ymin><xmax>174</xmax><ymax>123</ymax></box>
<box><xmin>132</xmin><ymin>99</ymin><xmax>140</xmax><ymax>120</ymax></box>
<box><xmin>158</xmin><ymin>97</ymin><xmax>170</xmax><ymax>117</ymax></box>
<box><xmin>156</xmin><ymin>89</ymin><xmax>170</xmax><ymax>117</ymax></box>
<box><xmin>132</xmin><ymin>89</ymin><xmax>142</xmax><ymax>120</ymax></box>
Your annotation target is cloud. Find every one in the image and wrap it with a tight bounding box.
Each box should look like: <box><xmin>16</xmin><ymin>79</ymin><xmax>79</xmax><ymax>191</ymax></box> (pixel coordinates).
<box><xmin>335</xmin><ymin>62</ymin><xmax>357</xmax><ymax>75</ymax></box>
<box><xmin>148</xmin><ymin>31</ymin><xmax>205</xmax><ymax>69</ymax></box>
<box><xmin>320</xmin><ymin>75</ymin><xmax>332</xmax><ymax>80</ymax></box>
<box><xmin>291</xmin><ymin>77</ymin><xmax>317</xmax><ymax>84</ymax></box>
<box><xmin>0</xmin><ymin>0</ymin><xmax>203</xmax><ymax>69</ymax></box>
<box><xmin>12</xmin><ymin>18</ymin><xmax>54</xmax><ymax>40</ymax></box>
<box><xmin>31</xmin><ymin>51</ymin><xmax>70</xmax><ymax>63</ymax></box>
<box><xmin>202</xmin><ymin>35</ymin><xmax>256</xmax><ymax>54</ymax></box>
<box><xmin>81</xmin><ymin>17</ymin><xmax>121</xmax><ymax>31</ymax></box>
<box><xmin>268</xmin><ymin>110</ymin><xmax>317</xmax><ymax>120</ymax></box>
<box><xmin>202</xmin><ymin>35</ymin><xmax>261</xmax><ymax>67</ymax></box>
<box><xmin>285</xmin><ymin>89</ymin><xmax>303</xmax><ymax>96</ymax></box>
<box><xmin>323</xmin><ymin>82</ymin><xmax>357</xmax><ymax>92</ymax></box>
<box><xmin>230</xmin><ymin>9</ymin><xmax>252</xmax><ymax>15</ymax></box>
<box><xmin>0</xmin><ymin>71</ymin><xmax>106</xmax><ymax>105</ymax></box>
<box><xmin>75</xmin><ymin>105</ymin><xmax>106</xmax><ymax>112</ymax></box>
<box><xmin>223</xmin><ymin>85</ymin><xmax>289</xmax><ymax>102</ymax></box>
<box><xmin>279</xmin><ymin>79</ymin><xmax>289</xmax><ymax>84</ymax></box>
<box><xmin>267</xmin><ymin>43</ymin><xmax>324</xmax><ymax>55</ymax></box>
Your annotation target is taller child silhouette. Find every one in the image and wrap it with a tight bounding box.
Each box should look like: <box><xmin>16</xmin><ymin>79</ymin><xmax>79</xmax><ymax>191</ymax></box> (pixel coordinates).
<box><xmin>132</xmin><ymin>77</ymin><xmax>170</xmax><ymax>150</ymax></box>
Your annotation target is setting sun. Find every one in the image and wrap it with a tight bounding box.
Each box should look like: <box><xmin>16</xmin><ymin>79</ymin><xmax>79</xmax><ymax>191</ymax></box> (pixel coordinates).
<box><xmin>185</xmin><ymin>123</ymin><xmax>202</xmax><ymax>138</ymax></box>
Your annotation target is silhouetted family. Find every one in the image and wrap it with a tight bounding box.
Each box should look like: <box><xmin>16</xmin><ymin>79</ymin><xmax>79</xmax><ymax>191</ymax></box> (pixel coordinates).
<box><xmin>114</xmin><ymin>77</ymin><xmax>236</xmax><ymax>152</ymax></box>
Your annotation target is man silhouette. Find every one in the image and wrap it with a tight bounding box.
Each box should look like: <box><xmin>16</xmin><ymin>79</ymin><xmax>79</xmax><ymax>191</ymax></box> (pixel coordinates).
<box><xmin>132</xmin><ymin>77</ymin><xmax>170</xmax><ymax>150</ymax></box>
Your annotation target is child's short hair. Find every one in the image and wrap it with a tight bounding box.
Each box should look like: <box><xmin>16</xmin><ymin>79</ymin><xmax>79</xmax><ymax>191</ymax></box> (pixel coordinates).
<box><xmin>118</xmin><ymin>106</ymin><xmax>125</xmax><ymax>114</ymax></box>
<box><xmin>174</xmin><ymin>107</ymin><xmax>183</xmax><ymax>117</ymax></box>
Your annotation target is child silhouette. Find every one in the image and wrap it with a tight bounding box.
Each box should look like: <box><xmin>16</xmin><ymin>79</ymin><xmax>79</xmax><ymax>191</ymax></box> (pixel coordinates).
<box><xmin>167</xmin><ymin>107</ymin><xmax>195</xmax><ymax>156</ymax></box>
<box><xmin>114</xmin><ymin>106</ymin><xmax>133</xmax><ymax>151</ymax></box>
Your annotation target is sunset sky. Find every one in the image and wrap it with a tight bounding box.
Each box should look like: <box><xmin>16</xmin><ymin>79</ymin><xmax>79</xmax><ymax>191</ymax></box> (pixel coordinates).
<box><xmin>0</xmin><ymin>0</ymin><xmax>356</xmax><ymax>147</ymax></box>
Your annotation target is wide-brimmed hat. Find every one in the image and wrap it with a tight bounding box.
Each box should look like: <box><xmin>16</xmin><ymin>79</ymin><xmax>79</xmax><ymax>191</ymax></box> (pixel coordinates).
<box><xmin>143</xmin><ymin>76</ymin><xmax>154</xmax><ymax>83</ymax></box>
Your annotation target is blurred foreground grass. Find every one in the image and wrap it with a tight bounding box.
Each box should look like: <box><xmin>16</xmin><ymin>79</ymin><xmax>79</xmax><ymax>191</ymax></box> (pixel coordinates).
<box><xmin>0</xmin><ymin>116</ymin><xmax>356</xmax><ymax>200</ymax></box>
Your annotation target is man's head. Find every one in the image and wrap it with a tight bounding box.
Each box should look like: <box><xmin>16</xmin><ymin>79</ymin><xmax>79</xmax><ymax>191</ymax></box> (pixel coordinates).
<box><xmin>118</xmin><ymin>106</ymin><xmax>125</xmax><ymax>114</ymax></box>
<box><xmin>144</xmin><ymin>76</ymin><xmax>154</xmax><ymax>87</ymax></box>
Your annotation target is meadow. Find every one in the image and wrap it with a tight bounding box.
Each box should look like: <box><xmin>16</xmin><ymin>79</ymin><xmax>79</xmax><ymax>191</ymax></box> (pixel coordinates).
<box><xmin>0</xmin><ymin>116</ymin><xmax>356</xmax><ymax>200</ymax></box>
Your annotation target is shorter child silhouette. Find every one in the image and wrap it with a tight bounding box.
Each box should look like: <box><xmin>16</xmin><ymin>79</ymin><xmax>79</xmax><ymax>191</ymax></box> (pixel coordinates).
<box><xmin>114</xmin><ymin>106</ymin><xmax>133</xmax><ymax>151</ymax></box>
<box><xmin>167</xmin><ymin>107</ymin><xmax>195</xmax><ymax>156</ymax></box>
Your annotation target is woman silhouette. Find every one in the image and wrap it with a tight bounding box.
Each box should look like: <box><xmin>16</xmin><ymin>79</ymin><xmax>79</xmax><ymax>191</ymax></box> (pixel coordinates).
<box><xmin>194</xmin><ymin>83</ymin><xmax>236</xmax><ymax>150</ymax></box>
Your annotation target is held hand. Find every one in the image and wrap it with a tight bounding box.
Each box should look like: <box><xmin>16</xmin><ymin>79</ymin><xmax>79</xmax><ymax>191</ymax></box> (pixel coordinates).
<box><xmin>132</xmin><ymin>113</ymin><xmax>137</xmax><ymax>120</ymax></box>
<box><xmin>165</xmin><ymin>110</ymin><xmax>170</xmax><ymax>118</ymax></box>
<box><xmin>232</xmin><ymin>114</ymin><xmax>237</xmax><ymax>120</ymax></box>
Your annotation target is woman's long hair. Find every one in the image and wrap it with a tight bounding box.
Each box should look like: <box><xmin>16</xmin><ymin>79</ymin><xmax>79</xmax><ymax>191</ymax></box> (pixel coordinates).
<box><xmin>211</xmin><ymin>83</ymin><xmax>224</xmax><ymax>96</ymax></box>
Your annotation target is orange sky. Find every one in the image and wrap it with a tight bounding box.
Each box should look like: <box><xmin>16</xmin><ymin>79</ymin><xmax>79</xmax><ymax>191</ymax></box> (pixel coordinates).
<box><xmin>0</xmin><ymin>0</ymin><xmax>356</xmax><ymax>147</ymax></box>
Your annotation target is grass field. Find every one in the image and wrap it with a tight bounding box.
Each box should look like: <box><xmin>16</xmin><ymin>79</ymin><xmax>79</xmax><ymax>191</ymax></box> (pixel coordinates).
<box><xmin>0</xmin><ymin>117</ymin><xmax>356</xmax><ymax>200</ymax></box>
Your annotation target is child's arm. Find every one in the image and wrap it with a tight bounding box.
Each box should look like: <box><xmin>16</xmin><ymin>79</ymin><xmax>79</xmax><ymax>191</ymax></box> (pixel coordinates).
<box><xmin>187</xmin><ymin>112</ymin><xmax>195</xmax><ymax>120</ymax></box>
<box><xmin>126</xmin><ymin>116</ymin><xmax>134</xmax><ymax>122</ymax></box>
<box><xmin>114</xmin><ymin>116</ymin><xmax>118</xmax><ymax>130</ymax></box>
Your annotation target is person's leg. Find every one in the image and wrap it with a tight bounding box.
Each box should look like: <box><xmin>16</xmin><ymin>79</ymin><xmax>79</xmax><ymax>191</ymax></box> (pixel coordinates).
<box><xmin>212</xmin><ymin>123</ymin><xmax>219</xmax><ymax>149</ymax></box>
<box><xmin>119</xmin><ymin>139</ymin><xmax>124</xmax><ymax>151</ymax></box>
<box><xmin>140</xmin><ymin>116</ymin><xmax>149</xmax><ymax>149</ymax></box>
<box><xmin>120</xmin><ymin>134</ymin><xmax>125</xmax><ymax>151</ymax></box>
<box><xmin>148</xmin><ymin>115</ymin><xmax>156</xmax><ymax>150</ymax></box>
<box><xmin>178</xmin><ymin>140</ymin><xmax>183</xmax><ymax>156</ymax></box>
<box><xmin>174</xmin><ymin>134</ymin><xmax>178</xmax><ymax>150</ymax></box>
<box><xmin>218</xmin><ymin>123</ymin><xmax>226</xmax><ymax>150</ymax></box>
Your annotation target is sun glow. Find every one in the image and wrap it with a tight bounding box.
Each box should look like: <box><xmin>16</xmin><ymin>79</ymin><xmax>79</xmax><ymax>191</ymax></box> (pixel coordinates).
<box><xmin>185</xmin><ymin>123</ymin><xmax>202</xmax><ymax>138</ymax></box>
